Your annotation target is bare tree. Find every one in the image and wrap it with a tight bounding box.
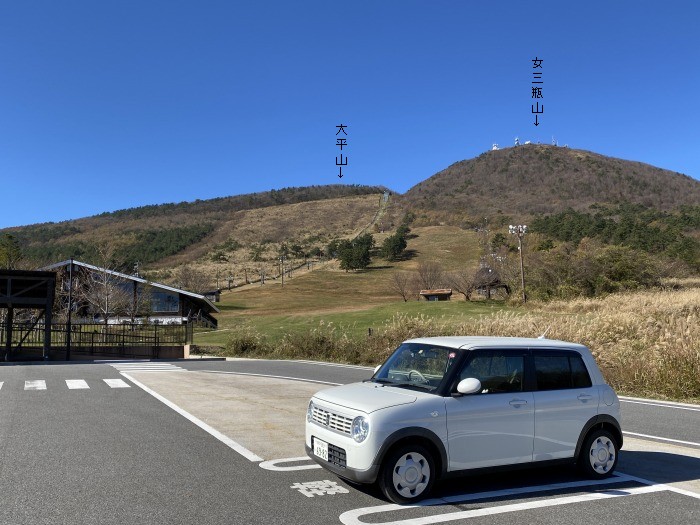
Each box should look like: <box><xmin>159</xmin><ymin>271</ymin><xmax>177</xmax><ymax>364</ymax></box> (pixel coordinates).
<box><xmin>174</xmin><ymin>264</ymin><xmax>212</xmax><ymax>293</ymax></box>
<box><xmin>123</xmin><ymin>282</ymin><xmax>153</xmax><ymax>324</ymax></box>
<box><xmin>76</xmin><ymin>270</ymin><xmax>131</xmax><ymax>327</ymax></box>
<box><xmin>416</xmin><ymin>261</ymin><xmax>445</xmax><ymax>290</ymax></box>
<box><xmin>69</xmin><ymin>244</ymin><xmax>131</xmax><ymax>326</ymax></box>
<box><xmin>390</xmin><ymin>272</ymin><xmax>414</xmax><ymax>302</ymax></box>
<box><xmin>447</xmin><ymin>268</ymin><xmax>477</xmax><ymax>301</ymax></box>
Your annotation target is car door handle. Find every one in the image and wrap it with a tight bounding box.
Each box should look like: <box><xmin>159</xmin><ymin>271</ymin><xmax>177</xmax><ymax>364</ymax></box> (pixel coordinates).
<box><xmin>577</xmin><ymin>394</ymin><xmax>593</xmax><ymax>402</ymax></box>
<box><xmin>509</xmin><ymin>399</ymin><xmax>528</xmax><ymax>407</ymax></box>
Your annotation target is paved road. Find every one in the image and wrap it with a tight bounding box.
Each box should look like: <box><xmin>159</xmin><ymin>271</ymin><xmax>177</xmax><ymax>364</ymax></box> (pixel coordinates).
<box><xmin>180</xmin><ymin>358</ymin><xmax>700</xmax><ymax>448</ymax></box>
<box><xmin>1</xmin><ymin>358</ymin><xmax>698</xmax><ymax>525</ymax></box>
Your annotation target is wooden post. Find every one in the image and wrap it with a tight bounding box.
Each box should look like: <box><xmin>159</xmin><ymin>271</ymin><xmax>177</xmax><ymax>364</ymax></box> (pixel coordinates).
<box><xmin>4</xmin><ymin>306</ymin><xmax>13</xmax><ymax>360</ymax></box>
<box><xmin>44</xmin><ymin>280</ymin><xmax>54</xmax><ymax>360</ymax></box>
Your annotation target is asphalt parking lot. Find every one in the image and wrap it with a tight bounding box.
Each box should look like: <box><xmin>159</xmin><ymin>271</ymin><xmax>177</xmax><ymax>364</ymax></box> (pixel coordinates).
<box><xmin>125</xmin><ymin>361</ymin><xmax>700</xmax><ymax>524</ymax></box>
<box><xmin>1</xmin><ymin>359</ymin><xmax>698</xmax><ymax>524</ymax></box>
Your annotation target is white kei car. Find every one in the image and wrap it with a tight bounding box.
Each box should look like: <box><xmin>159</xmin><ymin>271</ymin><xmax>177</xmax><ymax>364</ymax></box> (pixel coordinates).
<box><xmin>305</xmin><ymin>336</ymin><xmax>622</xmax><ymax>504</ymax></box>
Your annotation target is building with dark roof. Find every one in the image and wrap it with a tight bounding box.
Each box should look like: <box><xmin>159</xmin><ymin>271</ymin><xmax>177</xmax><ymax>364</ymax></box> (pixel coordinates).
<box><xmin>43</xmin><ymin>260</ymin><xmax>219</xmax><ymax>328</ymax></box>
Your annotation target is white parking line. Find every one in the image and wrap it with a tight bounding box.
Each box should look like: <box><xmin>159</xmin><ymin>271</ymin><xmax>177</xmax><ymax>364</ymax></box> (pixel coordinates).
<box><xmin>620</xmin><ymin>398</ymin><xmax>700</xmax><ymax>412</ymax></box>
<box><xmin>121</xmin><ymin>372</ymin><xmax>263</xmax><ymax>462</ymax></box>
<box><xmin>623</xmin><ymin>431</ymin><xmax>700</xmax><ymax>448</ymax></box>
<box><xmin>0</xmin><ymin>381</ymin><xmax>3</xmax><ymax>390</ymax></box>
<box><xmin>289</xmin><ymin>359</ymin><xmax>374</xmax><ymax>371</ymax></box>
<box><xmin>259</xmin><ymin>456</ymin><xmax>322</xmax><ymax>471</ymax></box>
<box><xmin>110</xmin><ymin>363</ymin><xmax>186</xmax><ymax>372</ymax></box>
<box><xmin>340</xmin><ymin>484</ymin><xmax>665</xmax><ymax>525</ymax></box>
<box><xmin>66</xmin><ymin>380</ymin><xmax>90</xmax><ymax>389</ymax></box>
<box><xmin>24</xmin><ymin>380</ymin><xmax>46</xmax><ymax>390</ymax></box>
<box><xmin>200</xmin><ymin>370</ymin><xmax>341</xmax><ymax>386</ymax></box>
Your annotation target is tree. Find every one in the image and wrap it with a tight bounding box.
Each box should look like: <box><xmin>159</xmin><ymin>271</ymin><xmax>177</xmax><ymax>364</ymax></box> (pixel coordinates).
<box><xmin>381</xmin><ymin>232</ymin><xmax>408</xmax><ymax>261</ymax></box>
<box><xmin>416</xmin><ymin>261</ymin><xmax>444</xmax><ymax>290</ymax></box>
<box><xmin>447</xmin><ymin>268</ymin><xmax>477</xmax><ymax>301</ymax></box>
<box><xmin>75</xmin><ymin>264</ymin><xmax>131</xmax><ymax>326</ymax></box>
<box><xmin>249</xmin><ymin>243</ymin><xmax>265</xmax><ymax>262</ymax></box>
<box><xmin>0</xmin><ymin>233</ymin><xmax>22</xmax><ymax>269</ymax></box>
<box><xmin>123</xmin><ymin>283</ymin><xmax>153</xmax><ymax>324</ymax></box>
<box><xmin>54</xmin><ymin>244</ymin><xmax>127</xmax><ymax>326</ymax></box>
<box><xmin>174</xmin><ymin>264</ymin><xmax>212</xmax><ymax>293</ymax></box>
<box><xmin>326</xmin><ymin>239</ymin><xmax>341</xmax><ymax>259</ymax></box>
<box><xmin>336</xmin><ymin>234</ymin><xmax>374</xmax><ymax>271</ymax></box>
<box><xmin>390</xmin><ymin>272</ymin><xmax>413</xmax><ymax>302</ymax></box>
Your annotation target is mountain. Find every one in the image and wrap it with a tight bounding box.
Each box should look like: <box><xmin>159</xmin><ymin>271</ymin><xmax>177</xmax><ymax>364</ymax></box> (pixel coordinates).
<box><xmin>5</xmin><ymin>145</ymin><xmax>700</xmax><ymax>274</ymax></box>
<box><xmin>402</xmin><ymin>145</ymin><xmax>700</xmax><ymax>220</ymax></box>
<box><xmin>2</xmin><ymin>184</ymin><xmax>388</xmax><ymax>268</ymax></box>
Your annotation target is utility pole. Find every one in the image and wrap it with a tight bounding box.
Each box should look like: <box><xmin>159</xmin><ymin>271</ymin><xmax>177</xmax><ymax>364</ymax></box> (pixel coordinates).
<box><xmin>509</xmin><ymin>225</ymin><xmax>528</xmax><ymax>303</ymax></box>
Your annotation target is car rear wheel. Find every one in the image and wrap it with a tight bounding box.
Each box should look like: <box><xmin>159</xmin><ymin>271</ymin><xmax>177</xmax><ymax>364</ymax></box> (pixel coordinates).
<box><xmin>579</xmin><ymin>428</ymin><xmax>618</xmax><ymax>478</ymax></box>
<box><xmin>378</xmin><ymin>444</ymin><xmax>436</xmax><ymax>504</ymax></box>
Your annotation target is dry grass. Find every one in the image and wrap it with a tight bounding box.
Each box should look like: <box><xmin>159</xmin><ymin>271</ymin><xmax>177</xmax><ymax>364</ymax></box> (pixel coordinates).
<box><xmin>521</xmin><ymin>289</ymin><xmax>700</xmax><ymax>401</ymax></box>
<box><xmin>216</xmin><ymin>287</ymin><xmax>700</xmax><ymax>402</ymax></box>
<box><xmin>154</xmin><ymin>194</ymin><xmax>383</xmax><ymax>272</ymax></box>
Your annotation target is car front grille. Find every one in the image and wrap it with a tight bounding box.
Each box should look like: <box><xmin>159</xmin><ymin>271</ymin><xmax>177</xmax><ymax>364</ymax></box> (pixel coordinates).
<box><xmin>328</xmin><ymin>443</ymin><xmax>347</xmax><ymax>468</ymax></box>
<box><xmin>312</xmin><ymin>405</ymin><xmax>353</xmax><ymax>434</ymax></box>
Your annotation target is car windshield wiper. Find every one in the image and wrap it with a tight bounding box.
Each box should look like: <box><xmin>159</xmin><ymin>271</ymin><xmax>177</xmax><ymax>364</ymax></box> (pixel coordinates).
<box><xmin>367</xmin><ymin>377</ymin><xmax>395</xmax><ymax>384</ymax></box>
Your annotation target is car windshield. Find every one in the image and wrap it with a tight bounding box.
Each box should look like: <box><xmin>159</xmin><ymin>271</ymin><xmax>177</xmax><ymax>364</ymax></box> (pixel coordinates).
<box><xmin>372</xmin><ymin>343</ymin><xmax>458</xmax><ymax>393</ymax></box>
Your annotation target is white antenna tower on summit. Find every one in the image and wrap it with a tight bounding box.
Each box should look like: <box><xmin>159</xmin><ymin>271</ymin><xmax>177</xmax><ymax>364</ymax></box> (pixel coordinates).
<box><xmin>552</xmin><ymin>136</ymin><xmax>557</xmax><ymax>146</ymax></box>
<box><xmin>514</xmin><ymin>137</ymin><xmax>520</xmax><ymax>146</ymax></box>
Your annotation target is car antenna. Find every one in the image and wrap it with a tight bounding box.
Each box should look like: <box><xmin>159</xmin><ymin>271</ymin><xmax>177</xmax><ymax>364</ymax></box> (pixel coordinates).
<box><xmin>538</xmin><ymin>325</ymin><xmax>552</xmax><ymax>339</ymax></box>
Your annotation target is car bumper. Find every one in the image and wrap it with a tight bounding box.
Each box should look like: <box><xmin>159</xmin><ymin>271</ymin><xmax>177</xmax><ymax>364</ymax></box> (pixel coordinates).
<box><xmin>305</xmin><ymin>444</ymin><xmax>380</xmax><ymax>484</ymax></box>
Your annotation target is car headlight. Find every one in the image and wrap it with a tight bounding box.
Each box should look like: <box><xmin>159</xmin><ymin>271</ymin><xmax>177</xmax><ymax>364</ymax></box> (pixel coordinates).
<box><xmin>307</xmin><ymin>401</ymin><xmax>315</xmax><ymax>423</ymax></box>
<box><xmin>351</xmin><ymin>416</ymin><xmax>370</xmax><ymax>443</ymax></box>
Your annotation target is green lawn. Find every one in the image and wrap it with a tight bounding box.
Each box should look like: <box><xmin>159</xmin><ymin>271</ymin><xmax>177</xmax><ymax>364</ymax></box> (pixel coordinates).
<box><xmin>194</xmin><ymin>298</ymin><xmax>510</xmax><ymax>346</ymax></box>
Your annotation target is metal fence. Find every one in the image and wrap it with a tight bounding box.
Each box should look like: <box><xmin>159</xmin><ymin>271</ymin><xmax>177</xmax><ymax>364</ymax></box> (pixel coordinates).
<box><xmin>1</xmin><ymin>322</ymin><xmax>193</xmax><ymax>350</ymax></box>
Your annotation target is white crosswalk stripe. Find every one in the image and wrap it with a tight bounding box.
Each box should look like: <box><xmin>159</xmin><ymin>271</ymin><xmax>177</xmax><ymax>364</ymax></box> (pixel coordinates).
<box><xmin>104</xmin><ymin>378</ymin><xmax>131</xmax><ymax>388</ymax></box>
<box><xmin>66</xmin><ymin>379</ymin><xmax>90</xmax><ymax>389</ymax></box>
<box><xmin>0</xmin><ymin>379</ymin><xmax>133</xmax><ymax>391</ymax></box>
<box><xmin>109</xmin><ymin>362</ymin><xmax>186</xmax><ymax>372</ymax></box>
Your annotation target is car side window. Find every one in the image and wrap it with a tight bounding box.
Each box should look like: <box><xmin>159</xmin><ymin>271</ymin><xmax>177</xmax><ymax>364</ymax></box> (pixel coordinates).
<box><xmin>534</xmin><ymin>353</ymin><xmax>592</xmax><ymax>390</ymax></box>
<box><xmin>570</xmin><ymin>355</ymin><xmax>593</xmax><ymax>388</ymax></box>
<box><xmin>459</xmin><ymin>351</ymin><xmax>524</xmax><ymax>394</ymax></box>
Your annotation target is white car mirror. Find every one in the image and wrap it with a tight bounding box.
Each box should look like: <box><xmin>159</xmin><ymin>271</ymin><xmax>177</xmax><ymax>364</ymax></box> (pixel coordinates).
<box><xmin>373</xmin><ymin>364</ymin><xmax>381</xmax><ymax>374</ymax></box>
<box><xmin>457</xmin><ymin>377</ymin><xmax>482</xmax><ymax>395</ymax></box>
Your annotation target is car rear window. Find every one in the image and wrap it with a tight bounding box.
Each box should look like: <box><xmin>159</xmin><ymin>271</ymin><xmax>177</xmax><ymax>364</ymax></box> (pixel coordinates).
<box><xmin>534</xmin><ymin>354</ymin><xmax>592</xmax><ymax>390</ymax></box>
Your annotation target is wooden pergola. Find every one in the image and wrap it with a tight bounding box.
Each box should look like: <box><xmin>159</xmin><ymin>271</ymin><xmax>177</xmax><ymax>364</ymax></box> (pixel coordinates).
<box><xmin>0</xmin><ymin>270</ymin><xmax>55</xmax><ymax>361</ymax></box>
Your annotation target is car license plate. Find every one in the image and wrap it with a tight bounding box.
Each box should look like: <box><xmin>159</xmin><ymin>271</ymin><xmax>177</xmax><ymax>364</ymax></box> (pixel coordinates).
<box><xmin>313</xmin><ymin>437</ymin><xmax>329</xmax><ymax>461</ymax></box>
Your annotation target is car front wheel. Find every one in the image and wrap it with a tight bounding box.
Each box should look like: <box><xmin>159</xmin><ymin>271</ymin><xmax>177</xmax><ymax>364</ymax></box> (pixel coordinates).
<box><xmin>579</xmin><ymin>428</ymin><xmax>619</xmax><ymax>478</ymax></box>
<box><xmin>378</xmin><ymin>444</ymin><xmax>436</xmax><ymax>504</ymax></box>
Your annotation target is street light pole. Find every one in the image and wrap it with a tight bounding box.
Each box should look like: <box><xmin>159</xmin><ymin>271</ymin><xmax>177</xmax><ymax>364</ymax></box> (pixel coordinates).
<box><xmin>509</xmin><ymin>225</ymin><xmax>528</xmax><ymax>303</ymax></box>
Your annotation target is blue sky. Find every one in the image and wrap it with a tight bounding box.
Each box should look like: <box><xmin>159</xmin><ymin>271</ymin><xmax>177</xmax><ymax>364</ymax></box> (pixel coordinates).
<box><xmin>1</xmin><ymin>1</ymin><xmax>699</xmax><ymax>228</ymax></box>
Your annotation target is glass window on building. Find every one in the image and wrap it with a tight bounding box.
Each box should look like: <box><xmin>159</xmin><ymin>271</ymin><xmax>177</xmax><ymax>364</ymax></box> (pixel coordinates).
<box><xmin>151</xmin><ymin>292</ymin><xmax>179</xmax><ymax>313</ymax></box>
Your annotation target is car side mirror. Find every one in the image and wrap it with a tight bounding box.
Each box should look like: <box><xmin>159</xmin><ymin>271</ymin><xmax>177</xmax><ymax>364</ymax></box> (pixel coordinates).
<box><xmin>373</xmin><ymin>364</ymin><xmax>381</xmax><ymax>374</ymax></box>
<box><xmin>457</xmin><ymin>377</ymin><xmax>482</xmax><ymax>395</ymax></box>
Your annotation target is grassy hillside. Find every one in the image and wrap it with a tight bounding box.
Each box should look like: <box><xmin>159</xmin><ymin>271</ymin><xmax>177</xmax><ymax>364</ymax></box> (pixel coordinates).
<box><xmin>4</xmin><ymin>184</ymin><xmax>388</xmax><ymax>269</ymax></box>
<box><xmin>194</xmin><ymin>225</ymin><xmax>488</xmax><ymax>346</ymax></box>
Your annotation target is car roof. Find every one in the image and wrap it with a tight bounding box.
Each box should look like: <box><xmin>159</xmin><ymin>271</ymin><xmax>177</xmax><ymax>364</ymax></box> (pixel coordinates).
<box><xmin>403</xmin><ymin>336</ymin><xmax>589</xmax><ymax>352</ymax></box>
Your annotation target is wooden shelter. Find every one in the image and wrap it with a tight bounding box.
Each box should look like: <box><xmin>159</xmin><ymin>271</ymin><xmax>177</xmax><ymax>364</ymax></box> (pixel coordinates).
<box><xmin>0</xmin><ymin>270</ymin><xmax>56</xmax><ymax>360</ymax></box>
<box><xmin>419</xmin><ymin>289</ymin><xmax>453</xmax><ymax>301</ymax></box>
